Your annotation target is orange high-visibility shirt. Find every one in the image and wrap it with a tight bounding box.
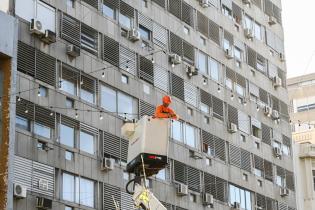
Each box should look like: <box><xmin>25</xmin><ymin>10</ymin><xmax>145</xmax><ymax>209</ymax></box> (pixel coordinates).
<box><xmin>154</xmin><ymin>105</ymin><xmax>177</xmax><ymax>119</ymax></box>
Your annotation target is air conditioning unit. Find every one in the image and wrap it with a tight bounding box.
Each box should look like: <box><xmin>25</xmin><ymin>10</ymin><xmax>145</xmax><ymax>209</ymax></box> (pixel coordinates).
<box><xmin>186</xmin><ymin>66</ymin><xmax>199</xmax><ymax>77</ymax></box>
<box><xmin>101</xmin><ymin>157</ymin><xmax>115</xmax><ymax>171</ymax></box>
<box><xmin>263</xmin><ymin>106</ymin><xmax>272</xmax><ymax>116</ymax></box>
<box><xmin>38</xmin><ymin>179</ymin><xmax>49</xmax><ymax>191</ymax></box>
<box><xmin>280</xmin><ymin>188</ymin><xmax>289</xmax><ymax>196</ymax></box>
<box><xmin>244</xmin><ymin>28</ymin><xmax>254</xmax><ymax>39</ymax></box>
<box><xmin>232</xmin><ymin>202</ymin><xmax>241</xmax><ymax>209</ymax></box>
<box><xmin>30</xmin><ymin>19</ymin><xmax>45</xmax><ymax>35</ymax></box>
<box><xmin>242</xmin><ymin>0</ymin><xmax>251</xmax><ymax>5</ymax></box>
<box><xmin>268</xmin><ymin>16</ymin><xmax>277</xmax><ymax>25</ymax></box>
<box><xmin>13</xmin><ymin>183</ymin><xmax>27</xmax><ymax>198</ymax></box>
<box><xmin>177</xmin><ymin>183</ymin><xmax>188</xmax><ymax>196</ymax></box>
<box><xmin>203</xmin><ymin>193</ymin><xmax>214</xmax><ymax>206</ymax></box>
<box><xmin>128</xmin><ymin>28</ymin><xmax>141</xmax><ymax>42</ymax></box>
<box><xmin>66</xmin><ymin>44</ymin><xmax>81</xmax><ymax>57</ymax></box>
<box><xmin>40</xmin><ymin>30</ymin><xmax>56</xmax><ymax>44</ymax></box>
<box><xmin>273</xmin><ymin>147</ymin><xmax>282</xmax><ymax>157</ymax></box>
<box><xmin>279</xmin><ymin>53</ymin><xmax>285</xmax><ymax>62</ymax></box>
<box><xmin>169</xmin><ymin>54</ymin><xmax>182</xmax><ymax>65</ymax></box>
<box><xmin>228</xmin><ymin>122</ymin><xmax>238</xmax><ymax>133</ymax></box>
<box><xmin>190</xmin><ymin>150</ymin><xmax>203</xmax><ymax>159</ymax></box>
<box><xmin>36</xmin><ymin>197</ymin><xmax>52</xmax><ymax>209</ymax></box>
<box><xmin>271</xmin><ymin>110</ymin><xmax>280</xmax><ymax>120</ymax></box>
<box><xmin>225</xmin><ymin>48</ymin><xmax>234</xmax><ymax>59</ymax></box>
<box><xmin>200</xmin><ymin>0</ymin><xmax>210</xmax><ymax>8</ymax></box>
<box><xmin>273</xmin><ymin>76</ymin><xmax>282</xmax><ymax>88</ymax></box>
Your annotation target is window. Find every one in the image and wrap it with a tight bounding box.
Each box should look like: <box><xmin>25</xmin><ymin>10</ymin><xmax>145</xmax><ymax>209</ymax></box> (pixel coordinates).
<box><xmin>66</xmin><ymin>98</ymin><xmax>74</xmax><ymax>108</ymax></box>
<box><xmin>205</xmin><ymin>158</ymin><xmax>212</xmax><ymax>166</ymax></box>
<box><xmin>242</xmin><ymin>173</ymin><xmax>248</xmax><ymax>181</ymax></box>
<box><xmin>254</xmin><ymin>168</ymin><xmax>262</xmax><ymax>177</ymax></box>
<box><xmin>223</xmin><ymin>39</ymin><xmax>231</xmax><ymax>51</ymax></box>
<box><xmin>187</xmin><ymin>107</ymin><xmax>193</xmax><ymax>116</ymax></box>
<box><xmin>66</xmin><ymin>0</ymin><xmax>75</xmax><ymax>8</ymax></box>
<box><xmin>200</xmin><ymin>36</ymin><xmax>206</xmax><ymax>45</ymax></box>
<box><xmin>183</xmin><ymin>26</ymin><xmax>189</xmax><ymax>35</ymax></box>
<box><xmin>65</xmin><ymin>207</ymin><xmax>73</xmax><ymax>210</ymax></box>
<box><xmin>171</xmin><ymin>120</ymin><xmax>183</xmax><ymax>142</ymax></box>
<box><xmin>235</xmin><ymin>84</ymin><xmax>245</xmax><ymax>97</ymax></box>
<box><xmin>34</xmin><ymin>123</ymin><xmax>51</xmax><ymax>139</ymax></box>
<box><xmin>62</xmin><ymin>173</ymin><xmax>94</xmax><ymax>207</ymax></box>
<box><xmin>15</xmin><ymin>0</ymin><xmax>56</xmax><ymax>32</ymax></box>
<box><xmin>282</xmin><ymin>144</ymin><xmax>290</xmax><ymax>156</ymax></box>
<box><xmin>121</xmin><ymin>74</ymin><xmax>128</xmax><ymax>84</ymax></box>
<box><xmin>256</xmin><ymin>56</ymin><xmax>265</xmax><ymax>72</ymax></box>
<box><xmin>204</xmin><ymin>116</ymin><xmax>210</xmax><ymax>124</ymax></box>
<box><xmin>241</xmin><ymin>134</ymin><xmax>246</xmax><ymax>142</ymax></box>
<box><xmin>234</xmin><ymin>47</ymin><xmax>242</xmax><ymax>62</ymax></box>
<box><xmin>185</xmin><ymin>124</ymin><xmax>196</xmax><ymax>148</ymax></box>
<box><xmin>60</xmin><ymin>124</ymin><xmax>75</xmax><ymax>148</ymax></box>
<box><xmin>200</xmin><ymin>103</ymin><xmax>210</xmax><ymax>114</ymax></box>
<box><xmin>209</xmin><ymin>58</ymin><xmax>220</xmax><ymax>81</ymax></box>
<box><xmin>118</xmin><ymin>92</ymin><xmax>134</xmax><ymax>119</ymax></box>
<box><xmin>119</xmin><ymin>13</ymin><xmax>132</xmax><ymax>29</ymax></box>
<box><xmin>189</xmin><ymin>193</ymin><xmax>197</xmax><ymax>202</ymax></box>
<box><xmin>101</xmin><ymin>85</ymin><xmax>117</xmax><ymax>112</ymax></box>
<box><xmin>139</xmin><ymin>25</ymin><xmax>151</xmax><ymax>40</ymax></box>
<box><xmin>156</xmin><ymin>169</ymin><xmax>166</xmax><ymax>180</ymax></box>
<box><xmin>276</xmin><ymin>174</ymin><xmax>285</xmax><ymax>187</ymax></box>
<box><xmin>79</xmin><ymin>131</ymin><xmax>95</xmax><ymax>154</ymax></box>
<box><xmin>80</xmin><ymin>88</ymin><xmax>94</xmax><ymax>104</ymax></box>
<box><xmin>39</xmin><ymin>86</ymin><xmax>48</xmax><ymax>97</ymax></box>
<box><xmin>81</xmin><ymin>25</ymin><xmax>98</xmax><ymax>53</ymax></box>
<box><xmin>222</xmin><ymin>5</ymin><xmax>232</xmax><ymax>19</ymax></box>
<box><xmin>61</xmin><ymin>79</ymin><xmax>76</xmax><ymax>96</ymax></box>
<box><xmin>244</xmin><ymin>15</ymin><xmax>252</xmax><ymax>30</ymax></box>
<box><xmin>16</xmin><ymin>116</ymin><xmax>30</xmax><ymax>131</ymax></box>
<box><xmin>203</xmin><ymin>142</ymin><xmax>214</xmax><ymax>156</ymax></box>
<box><xmin>65</xmin><ymin>151</ymin><xmax>74</xmax><ymax>161</ymax></box>
<box><xmin>198</xmin><ymin>51</ymin><xmax>208</xmax><ymax>75</ymax></box>
<box><xmin>252</xmin><ymin>125</ymin><xmax>261</xmax><ymax>139</ymax></box>
<box><xmin>229</xmin><ymin>184</ymin><xmax>252</xmax><ymax>210</ymax></box>
<box><xmin>226</xmin><ymin>78</ymin><xmax>233</xmax><ymax>90</ymax></box>
<box><xmin>254</xmin><ymin>22</ymin><xmax>262</xmax><ymax>41</ymax></box>
<box><xmin>102</xmin><ymin>2</ymin><xmax>115</xmax><ymax>19</ymax></box>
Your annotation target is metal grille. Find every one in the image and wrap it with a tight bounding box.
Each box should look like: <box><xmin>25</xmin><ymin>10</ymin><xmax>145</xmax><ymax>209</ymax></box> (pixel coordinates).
<box><xmin>103</xmin><ymin>35</ymin><xmax>119</xmax><ymax>66</ymax></box>
<box><xmin>282</xmin><ymin>135</ymin><xmax>291</xmax><ymax>146</ymax></box>
<box><xmin>61</xmin><ymin>63</ymin><xmax>79</xmax><ymax>85</ymax></box>
<box><xmin>241</xmin><ymin>149</ymin><xmax>251</xmax><ymax>172</ymax></box>
<box><xmin>103</xmin><ymin>131</ymin><xmax>120</xmax><ymax>159</ymax></box>
<box><xmin>139</xmin><ymin>100</ymin><xmax>155</xmax><ymax>118</ymax></box>
<box><xmin>152</xmin><ymin>0</ymin><xmax>166</xmax><ymax>8</ymax></box>
<box><xmin>204</xmin><ymin>172</ymin><xmax>216</xmax><ymax>197</ymax></box>
<box><xmin>271</xmin><ymin>96</ymin><xmax>279</xmax><ymax>111</ymax></box>
<box><xmin>139</xmin><ymin>56</ymin><xmax>154</xmax><ymax>84</ymax></box>
<box><xmin>173</xmin><ymin>160</ymin><xmax>187</xmax><ymax>184</ymax></box>
<box><xmin>81</xmin><ymin>0</ymin><xmax>98</xmax><ymax>9</ymax></box>
<box><xmin>170</xmin><ymin>32</ymin><xmax>183</xmax><ymax>56</ymax></box>
<box><xmin>138</xmin><ymin>12</ymin><xmax>153</xmax><ymax>31</ymax></box>
<box><xmin>103</xmin><ymin>0</ymin><xmax>119</xmax><ymax>8</ymax></box>
<box><xmin>259</xmin><ymin>88</ymin><xmax>268</xmax><ymax>104</ymax></box>
<box><xmin>264</xmin><ymin>0</ymin><xmax>273</xmax><ymax>16</ymax></box>
<box><xmin>278</xmin><ymin>69</ymin><xmax>286</xmax><ymax>87</ymax></box>
<box><xmin>81</xmin><ymin>75</ymin><xmax>95</xmax><ymax>93</ymax></box>
<box><xmin>153</xmin><ymin>23</ymin><xmax>168</xmax><ymax>49</ymax></box>
<box><xmin>120</xmin><ymin>1</ymin><xmax>134</xmax><ymax>18</ymax></box>
<box><xmin>81</xmin><ymin>23</ymin><xmax>98</xmax><ymax>55</ymax></box>
<box><xmin>184</xmin><ymin>81</ymin><xmax>198</xmax><ymax>107</ymax></box>
<box><xmin>171</xmin><ymin>73</ymin><xmax>185</xmax><ymax>101</ymax></box>
<box><xmin>214</xmin><ymin>136</ymin><xmax>226</xmax><ymax>162</ymax></box>
<box><xmin>251</xmin><ymin>117</ymin><xmax>261</xmax><ymax>129</ymax></box>
<box><xmin>60</xmin><ymin>115</ymin><xmax>79</xmax><ymax>128</ymax></box>
<box><xmin>17</xmin><ymin>41</ymin><xmax>35</xmax><ymax>76</ymax></box>
<box><xmin>168</xmin><ymin>0</ymin><xmax>181</xmax><ymax>20</ymax></box>
<box><xmin>161</xmin><ymin>202</ymin><xmax>172</xmax><ymax>210</ymax></box>
<box><xmin>119</xmin><ymin>45</ymin><xmax>136</xmax><ymax>76</ymax></box>
<box><xmin>280</xmin><ymin>101</ymin><xmax>289</xmax><ymax>117</ymax></box>
<box><xmin>236</xmin><ymin>73</ymin><xmax>246</xmax><ymax>88</ymax></box>
<box><xmin>121</xmin><ymin>138</ymin><xmax>129</xmax><ymax>163</ymax></box>
<box><xmin>35</xmin><ymin>105</ymin><xmax>55</xmax><ymax>128</ymax></box>
<box><xmin>256</xmin><ymin>194</ymin><xmax>266</xmax><ymax>209</ymax></box>
<box><xmin>228</xmin><ymin>105</ymin><xmax>238</xmax><ymax>126</ymax></box>
<box><xmin>278</xmin><ymin>202</ymin><xmax>288</xmax><ymax>210</ymax></box>
<box><xmin>36</xmin><ymin>51</ymin><xmax>56</xmax><ymax>86</ymax></box>
<box><xmin>286</xmin><ymin>170</ymin><xmax>295</xmax><ymax>191</ymax></box>
<box><xmin>221</xmin><ymin>0</ymin><xmax>232</xmax><ymax>9</ymax></box>
<box><xmin>197</xmin><ymin>11</ymin><xmax>208</xmax><ymax>37</ymax></box>
<box><xmin>209</xmin><ymin>20</ymin><xmax>220</xmax><ymax>46</ymax></box>
<box><xmin>181</xmin><ymin>1</ymin><xmax>194</xmax><ymax>27</ymax></box>
<box><xmin>202</xmin><ymin>130</ymin><xmax>214</xmax><ymax>156</ymax></box>
<box><xmin>254</xmin><ymin>155</ymin><xmax>264</xmax><ymax>173</ymax></box>
<box><xmin>276</xmin><ymin>166</ymin><xmax>285</xmax><ymax>178</ymax></box>
<box><xmin>262</xmin><ymin>123</ymin><xmax>271</xmax><ymax>145</ymax></box>
<box><xmin>232</xmin><ymin>2</ymin><xmax>242</xmax><ymax>22</ymax></box>
<box><xmin>183</xmin><ymin>41</ymin><xmax>195</xmax><ymax>62</ymax></box>
<box><xmin>103</xmin><ymin>183</ymin><xmax>121</xmax><ymax>210</ymax></box>
<box><xmin>249</xmin><ymin>82</ymin><xmax>259</xmax><ymax>98</ymax></box>
<box><xmin>200</xmin><ymin>89</ymin><xmax>212</xmax><ymax>108</ymax></box>
<box><xmin>238</xmin><ymin>110</ymin><xmax>250</xmax><ymax>134</ymax></box>
<box><xmin>266</xmin><ymin>197</ymin><xmax>277</xmax><ymax>210</ymax></box>
<box><xmin>13</xmin><ymin>155</ymin><xmax>32</xmax><ymax>190</ymax></box>
<box><xmin>154</xmin><ymin>65</ymin><xmax>169</xmax><ymax>93</ymax></box>
<box><xmin>226</xmin><ymin>67</ymin><xmax>235</xmax><ymax>82</ymax></box>
<box><xmin>61</xmin><ymin>13</ymin><xmax>81</xmax><ymax>46</ymax></box>
<box><xmin>229</xmin><ymin>144</ymin><xmax>241</xmax><ymax>167</ymax></box>
<box><xmin>16</xmin><ymin>98</ymin><xmax>34</xmax><ymax>120</ymax></box>
<box><xmin>187</xmin><ymin>167</ymin><xmax>200</xmax><ymax>192</ymax></box>
<box><xmin>212</xmin><ymin>96</ymin><xmax>223</xmax><ymax>120</ymax></box>
<box><xmin>247</xmin><ymin>47</ymin><xmax>257</xmax><ymax>69</ymax></box>
<box><xmin>264</xmin><ymin>160</ymin><xmax>273</xmax><ymax>181</ymax></box>
<box><xmin>80</xmin><ymin>123</ymin><xmax>98</xmax><ymax>135</ymax></box>
<box><xmin>32</xmin><ymin>161</ymin><xmax>55</xmax><ymax>197</ymax></box>
<box><xmin>121</xmin><ymin>191</ymin><xmax>134</xmax><ymax>210</ymax></box>
<box><xmin>257</xmin><ymin>53</ymin><xmax>266</xmax><ymax>73</ymax></box>
<box><xmin>224</xmin><ymin>30</ymin><xmax>233</xmax><ymax>45</ymax></box>
<box><xmin>215</xmin><ymin>177</ymin><xmax>227</xmax><ymax>202</ymax></box>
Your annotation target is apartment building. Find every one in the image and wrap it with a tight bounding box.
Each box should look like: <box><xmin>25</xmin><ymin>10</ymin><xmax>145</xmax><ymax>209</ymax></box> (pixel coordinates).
<box><xmin>288</xmin><ymin>74</ymin><xmax>315</xmax><ymax>210</ymax></box>
<box><xmin>0</xmin><ymin>0</ymin><xmax>295</xmax><ymax>209</ymax></box>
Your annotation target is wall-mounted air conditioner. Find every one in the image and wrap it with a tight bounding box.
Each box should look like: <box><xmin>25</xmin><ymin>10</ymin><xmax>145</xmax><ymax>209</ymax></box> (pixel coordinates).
<box><xmin>203</xmin><ymin>193</ymin><xmax>214</xmax><ymax>206</ymax></box>
<box><xmin>128</xmin><ymin>28</ymin><xmax>141</xmax><ymax>42</ymax></box>
<box><xmin>190</xmin><ymin>150</ymin><xmax>203</xmax><ymax>159</ymax></box>
<box><xmin>30</xmin><ymin>18</ymin><xmax>45</xmax><ymax>35</ymax></box>
<box><xmin>38</xmin><ymin>179</ymin><xmax>49</xmax><ymax>191</ymax></box>
<box><xmin>225</xmin><ymin>48</ymin><xmax>234</xmax><ymax>59</ymax></box>
<box><xmin>169</xmin><ymin>54</ymin><xmax>182</xmax><ymax>65</ymax></box>
<box><xmin>186</xmin><ymin>66</ymin><xmax>199</xmax><ymax>77</ymax></box>
<box><xmin>66</xmin><ymin>44</ymin><xmax>81</xmax><ymax>57</ymax></box>
<box><xmin>101</xmin><ymin>157</ymin><xmax>115</xmax><ymax>171</ymax></box>
<box><xmin>273</xmin><ymin>76</ymin><xmax>282</xmax><ymax>88</ymax></box>
<box><xmin>268</xmin><ymin>16</ymin><xmax>277</xmax><ymax>25</ymax></box>
<box><xmin>36</xmin><ymin>197</ymin><xmax>52</xmax><ymax>209</ymax></box>
<box><xmin>244</xmin><ymin>28</ymin><xmax>254</xmax><ymax>39</ymax></box>
<box><xmin>228</xmin><ymin>122</ymin><xmax>238</xmax><ymax>133</ymax></box>
<box><xmin>200</xmin><ymin>0</ymin><xmax>210</xmax><ymax>8</ymax></box>
<box><xmin>232</xmin><ymin>202</ymin><xmax>241</xmax><ymax>209</ymax></box>
<box><xmin>14</xmin><ymin>183</ymin><xmax>27</xmax><ymax>198</ymax></box>
<box><xmin>263</xmin><ymin>106</ymin><xmax>272</xmax><ymax>116</ymax></box>
<box><xmin>280</xmin><ymin>187</ymin><xmax>289</xmax><ymax>196</ymax></box>
<box><xmin>177</xmin><ymin>183</ymin><xmax>188</xmax><ymax>196</ymax></box>
<box><xmin>271</xmin><ymin>110</ymin><xmax>280</xmax><ymax>120</ymax></box>
<box><xmin>41</xmin><ymin>30</ymin><xmax>56</xmax><ymax>44</ymax></box>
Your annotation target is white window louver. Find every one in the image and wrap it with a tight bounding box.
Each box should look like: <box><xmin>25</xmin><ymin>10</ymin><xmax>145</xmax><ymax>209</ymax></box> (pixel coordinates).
<box><xmin>119</xmin><ymin>45</ymin><xmax>136</xmax><ymax>76</ymax></box>
<box><xmin>184</xmin><ymin>81</ymin><xmax>198</xmax><ymax>107</ymax></box>
<box><xmin>154</xmin><ymin>65</ymin><xmax>169</xmax><ymax>93</ymax></box>
<box><xmin>153</xmin><ymin>23</ymin><xmax>168</xmax><ymax>49</ymax></box>
<box><xmin>238</xmin><ymin>110</ymin><xmax>250</xmax><ymax>134</ymax></box>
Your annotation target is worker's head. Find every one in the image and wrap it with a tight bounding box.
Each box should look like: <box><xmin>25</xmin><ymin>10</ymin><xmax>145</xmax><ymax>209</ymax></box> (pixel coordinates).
<box><xmin>162</xmin><ymin>95</ymin><xmax>172</xmax><ymax>107</ymax></box>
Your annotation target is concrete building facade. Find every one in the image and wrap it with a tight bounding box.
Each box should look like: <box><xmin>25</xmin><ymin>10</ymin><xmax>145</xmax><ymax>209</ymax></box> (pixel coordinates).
<box><xmin>288</xmin><ymin>74</ymin><xmax>315</xmax><ymax>210</ymax></box>
<box><xmin>0</xmin><ymin>0</ymin><xmax>295</xmax><ymax>209</ymax></box>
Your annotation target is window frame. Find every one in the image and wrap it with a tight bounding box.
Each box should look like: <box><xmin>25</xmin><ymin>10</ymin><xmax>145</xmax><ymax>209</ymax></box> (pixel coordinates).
<box><xmin>79</xmin><ymin>130</ymin><xmax>96</xmax><ymax>155</ymax></box>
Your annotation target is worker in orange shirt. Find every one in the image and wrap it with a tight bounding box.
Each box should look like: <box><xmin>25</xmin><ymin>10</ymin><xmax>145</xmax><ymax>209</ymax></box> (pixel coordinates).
<box><xmin>154</xmin><ymin>95</ymin><xmax>178</xmax><ymax>120</ymax></box>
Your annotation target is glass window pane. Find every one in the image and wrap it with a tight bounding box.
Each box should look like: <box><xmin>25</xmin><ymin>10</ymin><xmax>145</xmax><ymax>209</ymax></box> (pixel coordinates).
<box><xmin>102</xmin><ymin>4</ymin><xmax>115</xmax><ymax>19</ymax></box>
<box><xmin>16</xmin><ymin>116</ymin><xmax>29</xmax><ymax>130</ymax></box>
<box><xmin>101</xmin><ymin>85</ymin><xmax>117</xmax><ymax>112</ymax></box>
<box><xmin>118</xmin><ymin>92</ymin><xmax>133</xmax><ymax>119</ymax></box>
<box><xmin>81</xmin><ymin>89</ymin><xmax>94</xmax><ymax>104</ymax></box>
<box><xmin>79</xmin><ymin>177</ymin><xmax>94</xmax><ymax>207</ymax></box>
<box><xmin>37</xmin><ymin>1</ymin><xmax>56</xmax><ymax>32</ymax></box>
<box><xmin>119</xmin><ymin>14</ymin><xmax>132</xmax><ymax>29</ymax></box>
<box><xmin>209</xmin><ymin>58</ymin><xmax>219</xmax><ymax>81</ymax></box>
<box><xmin>244</xmin><ymin>15</ymin><xmax>252</xmax><ymax>29</ymax></box>
<box><xmin>156</xmin><ymin>169</ymin><xmax>166</xmax><ymax>180</ymax></box>
<box><xmin>245</xmin><ymin>191</ymin><xmax>251</xmax><ymax>210</ymax></box>
<box><xmin>80</xmin><ymin>131</ymin><xmax>94</xmax><ymax>154</ymax></box>
<box><xmin>234</xmin><ymin>48</ymin><xmax>242</xmax><ymax>60</ymax></box>
<box><xmin>185</xmin><ymin>124</ymin><xmax>196</xmax><ymax>148</ymax></box>
<box><xmin>139</xmin><ymin>25</ymin><xmax>150</xmax><ymax>40</ymax></box>
<box><xmin>60</xmin><ymin>124</ymin><xmax>75</xmax><ymax>148</ymax></box>
<box><xmin>229</xmin><ymin>185</ymin><xmax>236</xmax><ymax>204</ymax></box>
<box><xmin>236</xmin><ymin>84</ymin><xmax>245</xmax><ymax>97</ymax></box>
<box><xmin>226</xmin><ymin>79</ymin><xmax>233</xmax><ymax>89</ymax></box>
<box><xmin>61</xmin><ymin>79</ymin><xmax>76</xmax><ymax>95</ymax></box>
<box><xmin>235</xmin><ymin>186</ymin><xmax>240</xmax><ymax>203</ymax></box>
<box><xmin>15</xmin><ymin>0</ymin><xmax>35</xmax><ymax>21</ymax></box>
<box><xmin>254</xmin><ymin>22</ymin><xmax>262</xmax><ymax>40</ymax></box>
<box><xmin>198</xmin><ymin>52</ymin><xmax>207</xmax><ymax>74</ymax></box>
<box><xmin>200</xmin><ymin>103</ymin><xmax>209</xmax><ymax>114</ymax></box>
<box><xmin>171</xmin><ymin>120</ymin><xmax>182</xmax><ymax>142</ymax></box>
<box><xmin>240</xmin><ymin>189</ymin><xmax>246</xmax><ymax>209</ymax></box>
<box><xmin>63</xmin><ymin>173</ymin><xmax>75</xmax><ymax>202</ymax></box>
<box><xmin>34</xmin><ymin>123</ymin><xmax>51</xmax><ymax>139</ymax></box>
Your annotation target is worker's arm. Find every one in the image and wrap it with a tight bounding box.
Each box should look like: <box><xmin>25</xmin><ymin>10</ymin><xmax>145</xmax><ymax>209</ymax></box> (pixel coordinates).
<box><xmin>167</xmin><ymin>108</ymin><xmax>178</xmax><ymax>120</ymax></box>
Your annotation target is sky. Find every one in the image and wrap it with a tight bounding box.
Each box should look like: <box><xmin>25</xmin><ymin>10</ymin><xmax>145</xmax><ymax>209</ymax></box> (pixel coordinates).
<box><xmin>283</xmin><ymin>1</ymin><xmax>315</xmax><ymax>78</ymax></box>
